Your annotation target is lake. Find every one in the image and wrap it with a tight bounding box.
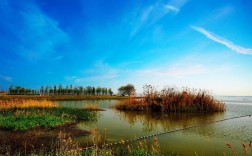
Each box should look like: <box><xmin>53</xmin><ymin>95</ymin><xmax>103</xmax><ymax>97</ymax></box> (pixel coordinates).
<box><xmin>58</xmin><ymin>96</ymin><xmax>252</xmax><ymax>155</ymax></box>
<box><xmin>0</xmin><ymin>96</ymin><xmax>252</xmax><ymax>155</ymax></box>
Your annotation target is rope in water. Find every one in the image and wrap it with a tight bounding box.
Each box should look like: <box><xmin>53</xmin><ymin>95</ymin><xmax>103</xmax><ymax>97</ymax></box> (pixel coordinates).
<box><xmin>83</xmin><ymin>114</ymin><xmax>252</xmax><ymax>150</ymax></box>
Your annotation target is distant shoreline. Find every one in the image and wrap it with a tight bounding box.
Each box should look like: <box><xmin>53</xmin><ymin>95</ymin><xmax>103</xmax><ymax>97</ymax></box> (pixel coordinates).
<box><xmin>0</xmin><ymin>95</ymin><xmax>129</xmax><ymax>101</ymax></box>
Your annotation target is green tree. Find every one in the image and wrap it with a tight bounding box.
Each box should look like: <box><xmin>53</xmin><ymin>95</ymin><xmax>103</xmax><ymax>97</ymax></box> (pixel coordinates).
<box><xmin>96</xmin><ymin>87</ymin><xmax>102</xmax><ymax>95</ymax></box>
<box><xmin>92</xmin><ymin>87</ymin><xmax>96</xmax><ymax>95</ymax></box>
<box><xmin>69</xmin><ymin>84</ymin><xmax>73</xmax><ymax>95</ymax></box>
<box><xmin>108</xmin><ymin>88</ymin><xmax>113</xmax><ymax>96</ymax></box>
<box><xmin>58</xmin><ymin>84</ymin><xmax>63</xmax><ymax>95</ymax></box>
<box><xmin>79</xmin><ymin>86</ymin><xmax>83</xmax><ymax>95</ymax></box>
<box><xmin>40</xmin><ymin>86</ymin><xmax>44</xmax><ymax>95</ymax></box>
<box><xmin>45</xmin><ymin>86</ymin><xmax>49</xmax><ymax>95</ymax></box>
<box><xmin>9</xmin><ymin>85</ymin><xmax>14</xmax><ymax>94</ymax></box>
<box><xmin>118</xmin><ymin>84</ymin><xmax>136</xmax><ymax>96</ymax></box>
<box><xmin>53</xmin><ymin>85</ymin><xmax>57</xmax><ymax>95</ymax></box>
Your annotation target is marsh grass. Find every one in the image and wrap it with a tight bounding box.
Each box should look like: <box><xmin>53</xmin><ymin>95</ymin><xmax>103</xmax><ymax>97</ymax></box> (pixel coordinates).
<box><xmin>0</xmin><ymin>99</ymin><xmax>57</xmax><ymax>109</ymax></box>
<box><xmin>114</xmin><ymin>85</ymin><xmax>225</xmax><ymax>112</ymax></box>
<box><xmin>83</xmin><ymin>104</ymin><xmax>102</xmax><ymax>110</ymax></box>
<box><xmin>0</xmin><ymin>99</ymin><xmax>98</xmax><ymax>131</ymax></box>
<box><xmin>224</xmin><ymin>141</ymin><xmax>252</xmax><ymax>156</ymax></box>
<box><xmin>1</xmin><ymin>131</ymin><xmax>84</xmax><ymax>156</ymax></box>
<box><xmin>83</xmin><ymin>135</ymin><xmax>162</xmax><ymax>156</ymax></box>
<box><xmin>1</xmin><ymin>129</ymin><xmax>163</xmax><ymax>156</ymax></box>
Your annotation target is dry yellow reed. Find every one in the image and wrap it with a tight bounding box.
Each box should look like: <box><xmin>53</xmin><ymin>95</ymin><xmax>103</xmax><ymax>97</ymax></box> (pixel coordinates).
<box><xmin>83</xmin><ymin>104</ymin><xmax>101</xmax><ymax>110</ymax></box>
<box><xmin>0</xmin><ymin>99</ymin><xmax>58</xmax><ymax>109</ymax></box>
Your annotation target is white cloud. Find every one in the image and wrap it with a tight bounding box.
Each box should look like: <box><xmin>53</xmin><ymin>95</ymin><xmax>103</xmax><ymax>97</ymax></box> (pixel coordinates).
<box><xmin>66</xmin><ymin>61</ymin><xmax>119</xmax><ymax>86</ymax></box>
<box><xmin>164</xmin><ymin>0</ymin><xmax>189</xmax><ymax>13</ymax></box>
<box><xmin>74</xmin><ymin>74</ymin><xmax>118</xmax><ymax>83</ymax></box>
<box><xmin>0</xmin><ymin>75</ymin><xmax>12</xmax><ymax>82</ymax></box>
<box><xmin>164</xmin><ymin>5</ymin><xmax>179</xmax><ymax>13</ymax></box>
<box><xmin>133</xmin><ymin>64</ymin><xmax>219</xmax><ymax>79</ymax></box>
<box><xmin>141</xmin><ymin>6</ymin><xmax>154</xmax><ymax>22</ymax></box>
<box><xmin>17</xmin><ymin>2</ymin><xmax>69</xmax><ymax>61</ymax></box>
<box><xmin>63</xmin><ymin>61</ymin><xmax>239</xmax><ymax>95</ymax></box>
<box><xmin>130</xmin><ymin>0</ymin><xmax>189</xmax><ymax>38</ymax></box>
<box><xmin>54</xmin><ymin>55</ymin><xmax>64</xmax><ymax>60</ymax></box>
<box><xmin>191</xmin><ymin>26</ymin><xmax>252</xmax><ymax>55</ymax></box>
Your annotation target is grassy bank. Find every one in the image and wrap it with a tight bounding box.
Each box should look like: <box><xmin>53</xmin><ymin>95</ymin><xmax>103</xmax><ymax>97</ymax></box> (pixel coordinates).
<box><xmin>1</xmin><ymin>131</ymin><xmax>162</xmax><ymax>156</ymax></box>
<box><xmin>0</xmin><ymin>95</ymin><xmax>127</xmax><ymax>101</ymax></box>
<box><xmin>0</xmin><ymin>99</ymin><xmax>98</xmax><ymax>131</ymax></box>
<box><xmin>114</xmin><ymin>85</ymin><xmax>225</xmax><ymax>112</ymax></box>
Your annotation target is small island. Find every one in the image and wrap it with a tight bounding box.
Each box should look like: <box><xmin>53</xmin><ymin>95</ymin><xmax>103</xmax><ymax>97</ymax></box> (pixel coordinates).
<box><xmin>114</xmin><ymin>84</ymin><xmax>225</xmax><ymax>113</ymax></box>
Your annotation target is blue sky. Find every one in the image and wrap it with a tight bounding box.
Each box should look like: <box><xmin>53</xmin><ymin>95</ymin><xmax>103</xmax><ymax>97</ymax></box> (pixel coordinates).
<box><xmin>0</xmin><ymin>0</ymin><xmax>252</xmax><ymax>95</ymax></box>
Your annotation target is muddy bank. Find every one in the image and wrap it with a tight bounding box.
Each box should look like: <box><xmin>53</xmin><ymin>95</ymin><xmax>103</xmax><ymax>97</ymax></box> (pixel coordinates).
<box><xmin>0</xmin><ymin>124</ymin><xmax>90</xmax><ymax>155</ymax></box>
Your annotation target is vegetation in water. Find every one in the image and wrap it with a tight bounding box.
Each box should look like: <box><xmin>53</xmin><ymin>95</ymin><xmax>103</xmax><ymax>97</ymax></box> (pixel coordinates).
<box><xmin>83</xmin><ymin>103</ymin><xmax>103</xmax><ymax>110</ymax></box>
<box><xmin>83</xmin><ymin>137</ymin><xmax>162</xmax><ymax>156</ymax></box>
<box><xmin>224</xmin><ymin>141</ymin><xmax>252</xmax><ymax>156</ymax></box>
<box><xmin>114</xmin><ymin>85</ymin><xmax>225</xmax><ymax>112</ymax></box>
<box><xmin>1</xmin><ymin>129</ymin><xmax>163</xmax><ymax>156</ymax></box>
<box><xmin>0</xmin><ymin>99</ymin><xmax>98</xmax><ymax>131</ymax></box>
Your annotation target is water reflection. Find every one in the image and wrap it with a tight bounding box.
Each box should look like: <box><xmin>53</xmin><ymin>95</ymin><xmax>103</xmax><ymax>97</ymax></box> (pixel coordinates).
<box><xmin>115</xmin><ymin>110</ymin><xmax>225</xmax><ymax>132</ymax></box>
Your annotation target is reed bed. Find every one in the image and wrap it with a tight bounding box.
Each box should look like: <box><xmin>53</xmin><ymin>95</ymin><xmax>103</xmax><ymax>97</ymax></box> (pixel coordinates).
<box><xmin>0</xmin><ymin>99</ymin><xmax>58</xmax><ymax>109</ymax></box>
<box><xmin>83</xmin><ymin>103</ymin><xmax>102</xmax><ymax>110</ymax></box>
<box><xmin>114</xmin><ymin>85</ymin><xmax>225</xmax><ymax>112</ymax></box>
<box><xmin>0</xmin><ymin>99</ymin><xmax>98</xmax><ymax>131</ymax></box>
<box><xmin>1</xmin><ymin>130</ymin><xmax>162</xmax><ymax>156</ymax></box>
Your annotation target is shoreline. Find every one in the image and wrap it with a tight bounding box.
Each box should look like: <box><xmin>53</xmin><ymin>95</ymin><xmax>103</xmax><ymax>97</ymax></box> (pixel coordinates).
<box><xmin>0</xmin><ymin>95</ymin><xmax>128</xmax><ymax>101</ymax></box>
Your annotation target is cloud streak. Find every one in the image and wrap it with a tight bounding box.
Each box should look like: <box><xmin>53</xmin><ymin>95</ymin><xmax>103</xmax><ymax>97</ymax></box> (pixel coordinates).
<box><xmin>19</xmin><ymin>3</ymin><xmax>69</xmax><ymax>61</ymax></box>
<box><xmin>191</xmin><ymin>26</ymin><xmax>252</xmax><ymax>55</ymax></box>
<box><xmin>1</xmin><ymin>1</ymin><xmax>69</xmax><ymax>62</ymax></box>
<box><xmin>130</xmin><ymin>0</ymin><xmax>189</xmax><ymax>38</ymax></box>
<box><xmin>164</xmin><ymin>5</ymin><xmax>180</xmax><ymax>13</ymax></box>
<box><xmin>0</xmin><ymin>75</ymin><xmax>12</xmax><ymax>82</ymax></box>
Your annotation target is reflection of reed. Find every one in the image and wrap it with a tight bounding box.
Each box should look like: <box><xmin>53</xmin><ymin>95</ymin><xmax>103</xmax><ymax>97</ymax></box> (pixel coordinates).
<box><xmin>115</xmin><ymin>110</ymin><xmax>224</xmax><ymax>132</ymax></box>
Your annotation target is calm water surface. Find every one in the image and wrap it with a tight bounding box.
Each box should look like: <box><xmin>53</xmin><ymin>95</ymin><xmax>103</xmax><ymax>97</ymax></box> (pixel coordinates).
<box><xmin>58</xmin><ymin>97</ymin><xmax>252</xmax><ymax>155</ymax></box>
<box><xmin>1</xmin><ymin>97</ymin><xmax>252</xmax><ymax>155</ymax></box>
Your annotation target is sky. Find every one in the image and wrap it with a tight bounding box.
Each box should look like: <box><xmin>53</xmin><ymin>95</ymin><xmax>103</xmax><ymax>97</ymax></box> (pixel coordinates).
<box><xmin>0</xmin><ymin>0</ymin><xmax>252</xmax><ymax>96</ymax></box>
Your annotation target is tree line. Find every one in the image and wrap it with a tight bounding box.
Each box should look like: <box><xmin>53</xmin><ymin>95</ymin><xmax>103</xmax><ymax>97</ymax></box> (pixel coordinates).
<box><xmin>8</xmin><ymin>85</ymin><xmax>113</xmax><ymax>96</ymax></box>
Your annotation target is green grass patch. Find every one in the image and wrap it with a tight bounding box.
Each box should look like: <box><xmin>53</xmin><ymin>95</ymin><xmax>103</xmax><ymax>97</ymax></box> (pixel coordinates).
<box><xmin>0</xmin><ymin>115</ymin><xmax>67</xmax><ymax>131</ymax></box>
<box><xmin>0</xmin><ymin>107</ymin><xmax>98</xmax><ymax>131</ymax></box>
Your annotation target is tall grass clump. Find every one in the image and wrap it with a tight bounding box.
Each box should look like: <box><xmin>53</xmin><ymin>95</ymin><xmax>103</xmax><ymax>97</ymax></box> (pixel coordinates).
<box><xmin>114</xmin><ymin>85</ymin><xmax>225</xmax><ymax>113</ymax></box>
<box><xmin>83</xmin><ymin>103</ymin><xmax>102</xmax><ymax>110</ymax></box>
<box><xmin>83</xmin><ymin>135</ymin><xmax>162</xmax><ymax>156</ymax></box>
<box><xmin>0</xmin><ymin>99</ymin><xmax>57</xmax><ymax>109</ymax></box>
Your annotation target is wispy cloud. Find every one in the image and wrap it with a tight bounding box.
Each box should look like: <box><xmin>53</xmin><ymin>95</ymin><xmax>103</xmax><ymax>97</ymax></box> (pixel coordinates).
<box><xmin>130</xmin><ymin>0</ymin><xmax>189</xmax><ymax>38</ymax></box>
<box><xmin>191</xmin><ymin>26</ymin><xmax>252</xmax><ymax>55</ymax></box>
<box><xmin>164</xmin><ymin>0</ymin><xmax>189</xmax><ymax>13</ymax></box>
<box><xmin>66</xmin><ymin>61</ymin><xmax>119</xmax><ymax>85</ymax></box>
<box><xmin>164</xmin><ymin>5</ymin><xmax>180</xmax><ymax>13</ymax></box>
<box><xmin>134</xmin><ymin>64</ymin><xmax>210</xmax><ymax>79</ymax></box>
<box><xmin>0</xmin><ymin>75</ymin><xmax>12</xmax><ymax>82</ymax></box>
<box><xmin>54</xmin><ymin>55</ymin><xmax>64</xmax><ymax>60</ymax></box>
<box><xmin>4</xmin><ymin>2</ymin><xmax>69</xmax><ymax>61</ymax></box>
